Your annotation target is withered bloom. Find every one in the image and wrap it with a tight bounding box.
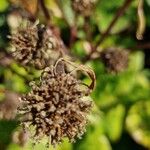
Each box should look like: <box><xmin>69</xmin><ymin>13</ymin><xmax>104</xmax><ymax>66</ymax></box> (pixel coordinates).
<box><xmin>9</xmin><ymin>21</ymin><xmax>62</xmax><ymax>69</ymax></box>
<box><xmin>101</xmin><ymin>48</ymin><xmax>129</xmax><ymax>73</ymax></box>
<box><xmin>10</xmin><ymin>22</ymin><xmax>38</xmax><ymax>66</ymax></box>
<box><xmin>71</xmin><ymin>0</ymin><xmax>97</xmax><ymax>16</ymax></box>
<box><xmin>18</xmin><ymin>58</ymin><xmax>95</xmax><ymax>146</ymax></box>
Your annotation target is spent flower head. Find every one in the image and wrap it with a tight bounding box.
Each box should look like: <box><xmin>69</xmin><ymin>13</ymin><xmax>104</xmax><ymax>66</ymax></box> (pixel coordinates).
<box><xmin>71</xmin><ymin>0</ymin><xmax>97</xmax><ymax>16</ymax></box>
<box><xmin>101</xmin><ymin>48</ymin><xmax>129</xmax><ymax>73</ymax></box>
<box><xmin>18</xmin><ymin>58</ymin><xmax>96</xmax><ymax>146</ymax></box>
<box><xmin>9</xmin><ymin>21</ymin><xmax>63</xmax><ymax>69</ymax></box>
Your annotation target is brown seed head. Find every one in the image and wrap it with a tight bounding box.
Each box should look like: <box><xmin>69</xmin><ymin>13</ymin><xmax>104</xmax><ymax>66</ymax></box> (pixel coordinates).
<box><xmin>10</xmin><ymin>22</ymin><xmax>38</xmax><ymax>65</ymax></box>
<box><xmin>18</xmin><ymin>59</ymin><xmax>95</xmax><ymax>146</ymax></box>
<box><xmin>101</xmin><ymin>48</ymin><xmax>129</xmax><ymax>73</ymax></box>
<box><xmin>10</xmin><ymin>22</ymin><xmax>62</xmax><ymax>69</ymax></box>
<box><xmin>71</xmin><ymin>0</ymin><xmax>97</xmax><ymax>16</ymax></box>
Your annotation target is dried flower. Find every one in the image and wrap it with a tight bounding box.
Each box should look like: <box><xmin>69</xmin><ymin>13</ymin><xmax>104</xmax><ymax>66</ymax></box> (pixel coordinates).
<box><xmin>18</xmin><ymin>58</ymin><xmax>95</xmax><ymax>146</ymax></box>
<box><xmin>9</xmin><ymin>21</ymin><xmax>62</xmax><ymax>69</ymax></box>
<box><xmin>10</xmin><ymin>22</ymin><xmax>38</xmax><ymax>66</ymax></box>
<box><xmin>71</xmin><ymin>0</ymin><xmax>97</xmax><ymax>16</ymax></box>
<box><xmin>101</xmin><ymin>48</ymin><xmax>129</xmax><ymax>73</ymax></box>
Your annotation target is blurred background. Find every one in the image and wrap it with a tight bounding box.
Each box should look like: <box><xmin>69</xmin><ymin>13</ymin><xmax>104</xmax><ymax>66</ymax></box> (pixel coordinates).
<box><xmin>0</xmin><ymin>0</ymin><xmax>150</xmax><ymax>150</ymax></box>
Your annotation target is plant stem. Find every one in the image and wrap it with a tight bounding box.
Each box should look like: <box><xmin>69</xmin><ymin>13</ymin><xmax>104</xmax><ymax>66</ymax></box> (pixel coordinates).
<box><xmin>83</xmin><ymin>0</ymin><xmax>133</xmax><ymax>62</ymax></box>
<box><xmin>39</xmin><ymin>0</ymin><xmax>51</xmax><ymax>23</ymax></box>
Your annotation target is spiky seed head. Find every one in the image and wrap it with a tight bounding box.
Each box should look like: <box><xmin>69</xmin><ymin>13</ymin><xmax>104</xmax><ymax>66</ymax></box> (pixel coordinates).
<box><xmin>18</xmin><ymin>59</ymin><xmax>95</xmax><ymax>146</ymax></box>
<box><xmin>10</xmin><ymin>22</ymin><xmax>38</xmax><ymax>66</ymax></box>
<box><xmin>71</xmin><ymin>0</ymin><xmax>97</xmax><ymax>16</ymax></box>
<box><xmin>10</xmin><ymin>22</ymin><xmax>62</xmax><ymax>69</ymax></box>
<box><xmin>36</xmin><ymin>27</ymin><xmax>62</xmax><ymax>68</ymax></box>
<box><xmin>101</xmin><ymin>48</ymin><xmax>129</xmax><ymax>73</ymax></box>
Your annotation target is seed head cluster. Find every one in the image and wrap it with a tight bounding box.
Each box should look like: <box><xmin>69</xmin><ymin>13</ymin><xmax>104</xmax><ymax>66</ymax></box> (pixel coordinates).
<box><xmin>19</xmin><ymin>61</ymin><xmax>93</xmax><ymax>146</ymax></box>
<box><xmin>71</xmin><ymin>0</ymin><xmax>97</xmax><ymax>16</ymax></box>
<box><xmin>101</xmin><ymin>48</ymin><xmax>129</xmax><ymax>73</ymax></box>
<box><xmin>10</xmin><ymin>22</ymin><xmax>61</xmax><ymax>69</ymax></box>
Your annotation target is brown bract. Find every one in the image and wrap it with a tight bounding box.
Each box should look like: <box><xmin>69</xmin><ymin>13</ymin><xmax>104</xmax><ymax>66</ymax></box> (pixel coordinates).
<box><xmin>18</xmin><ymin>58</ymin><xmax>95</xmax><ymax>146</ymax></box>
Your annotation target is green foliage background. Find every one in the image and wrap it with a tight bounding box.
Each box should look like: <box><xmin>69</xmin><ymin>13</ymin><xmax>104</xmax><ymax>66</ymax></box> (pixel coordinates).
<box><xmin>0</xmin><ymin>0</ymin><xmax>150</xmax><ymax>150</ymax></box>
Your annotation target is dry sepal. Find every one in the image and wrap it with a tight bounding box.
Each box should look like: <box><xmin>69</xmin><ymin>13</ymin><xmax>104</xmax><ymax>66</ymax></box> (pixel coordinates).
<box><xmin>9</xmin><ymin>21</ymin><xmax>63</xmax><ymax>69</ymax></box>
<box><xmin>101</xmin><ymin>48</ymin><xmax>129</xmax><ymax>73</ymax></box>
<box><xmin>71</xmin><ymin>0</ymin><xmax>97</xmax><ymax>16</ymax></box>
<box><xmin>18</xmin><ymin>58</ymin><xmax>96</xmax><ymax>146</ymax></box>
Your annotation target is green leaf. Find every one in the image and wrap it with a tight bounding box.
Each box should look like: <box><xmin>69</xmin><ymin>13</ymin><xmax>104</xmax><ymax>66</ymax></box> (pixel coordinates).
<box><xmin>105</xmin><ymin>104</ymin><xmax>125</xmax><ymax>141</ymax></box>
<box><xmin>57</xmin><ymin>0</ymin><xmax>75</xmax><ymax>26</ymax></box>
<box><xmin>0</xmin><ymin>120</ymin><xmax>18</xmax><ymax>148</ymax></box>
<box><xmin>57</xmin><ymin>139</ymin><xmax>72</xmax><ymax>150</ymax></box>
<box><xmin>0</xmin><ymin>0</ymin><xmax>9</xmax><ymax>12</ymax></box>
<box><xmin>73</xmin><ymin>106</ymin><xmax>112</xmax><ymax>150</ymax></box>
<box><xmin>74</xmin><ymin>126</ymin><xmax>112</xmax><ymax>150</ymax></box>
<box><xmin>95</xmin><ymin>0</ymin><xmax>131</xmax><ymax>34</ymax></box>
<box><xmin>128</xmin><ymin>51</ymin><xmax>144</xmax><ymax>72</ymax></box>
<box><xmin>146</xmin><ymin>0</ymin><xmax>150</xmax><ymax>6</ymax></box>
<box><xmin>126</xmin><ymin>101</ymin><xmax>150</xmax><ymax>149</ymax></box>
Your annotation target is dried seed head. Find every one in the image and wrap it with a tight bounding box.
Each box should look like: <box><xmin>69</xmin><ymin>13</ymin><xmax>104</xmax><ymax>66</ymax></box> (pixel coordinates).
<box><xmin>101</xmin><ymin>48</ymin><xmax>129</xmax><ymax>73</ymax></box>
<box><xmin>10</xmin><ymin>22</ymin><xmax>38</xmax><ymax>66</ymax></box>
<box><xmin>71</xmin><ymin>0</ymin><xmax>97</xmax><ymax>16</ymax></box>
<box><xmin>35</xmin><ymin>27</ymin><xmax>63</xmax><ymax>69</ymax></box>
<box><xmin>18</xmin><ymin>59</ymin><xmax>95</xmax><ymax>146</ymax></box>
<box><xmin>10</xmin><ymin>21</ymin><xmax>62</xmax><ymax>69</ymax></box>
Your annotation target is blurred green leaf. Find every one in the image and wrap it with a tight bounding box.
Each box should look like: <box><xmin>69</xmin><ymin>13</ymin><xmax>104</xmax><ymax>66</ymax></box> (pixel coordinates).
<box><xmin>57</xmin><ymin>139</ymin><xmax>72</xmax><ymax>150</ymax></box>
<box><xmin>74</xmin><ymin>127</ymin><xmax>112</xmax><ymax>150</ymax></box>
<box><xmin>73</xmin><ymin>105</ymin><xmax>112</xmax><ymax>150</ymax></box>
<box><xmin>0</xmin><ymin>0</ymin><xmax>9</xmax><ymax>12</ymax></box>
<box><xmin>72</xmin><ymin>40</ymin><xmax>87</xmax><ymax>58</ymax></box>
<box><xmin>95</xmin><ymin>0</ymin><xmax>134</xmax><ymax>34</ymax></box>
<box><xmin>128</xmin><ymin>51</ymin><xmax>145</xmax><ymax>72</ymax></box>
<box><xmin>57</xmin><ymin>0</ymin><xmax>75</xmax><ymax>26</ymax></box>
<box><xmin>126</xmin><ymin>100</ymin><xmax>150</xmax><ymax>149</ymax></box>
<box><xmin>0</xmin><ymin>120</ymin><xmax>18</xmax><ymax>148</ymax></box>
<box><xmin>105</xmin><ymin>104</ymin><xmax>125</xmax><ymax>141</ymax></box>
<box><xmin>4</xmin><ymin>69</ymin><xmax>27</xmax><ymax>93</ymax></box>
<box><xmin>146</xmin><ymin>0</ymin><xmax>150</xmax><ymax>6</ymax></box>
<box><xmin>74</xmin><ymin>125</ymin><xmax>112</xmax><ymax>150</ymax></box>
